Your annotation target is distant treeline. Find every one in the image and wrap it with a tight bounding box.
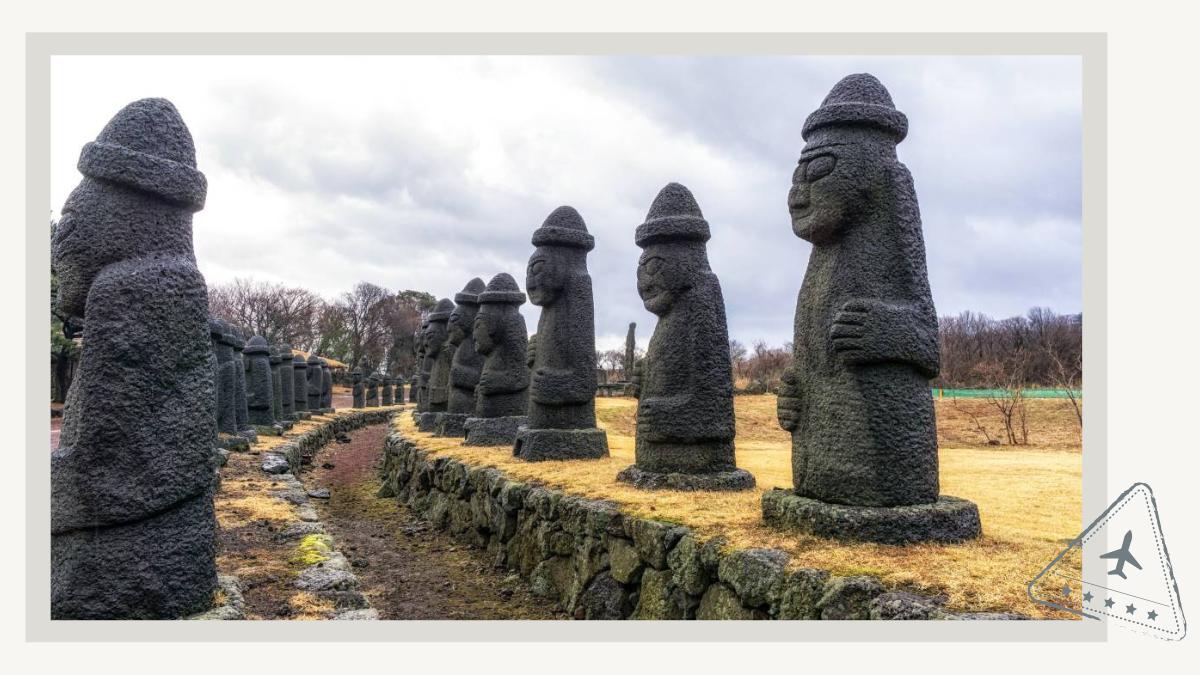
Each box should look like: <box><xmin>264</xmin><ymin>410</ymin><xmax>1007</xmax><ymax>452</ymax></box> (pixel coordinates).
<box><xmin>722</xmin><ymin>307</ymin><xmax>1082</xmax><ymax>395</ymax></box>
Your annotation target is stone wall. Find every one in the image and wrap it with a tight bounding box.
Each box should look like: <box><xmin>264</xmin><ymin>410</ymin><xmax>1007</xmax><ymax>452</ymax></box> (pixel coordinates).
<box><xmin>269</xmin><ymin>409</ymin><xmax>396</xmax><ymax>474</ymax></box>
<box><xmin>379</xmin><ymin>431</ymin><xmax>1019</xmax><ymax>620</ymax></box>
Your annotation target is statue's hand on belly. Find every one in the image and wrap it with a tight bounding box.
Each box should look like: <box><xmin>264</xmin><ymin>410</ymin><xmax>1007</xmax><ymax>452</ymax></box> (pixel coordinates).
<box><xmin>830</xmin><ymin>298</ymin><xmax>939</xmax><ymax>377</ymax></box>
<box><xmin>776</xmin><ymin>366</ymin><xmax>801</xmax><ymax>432</ymax></box>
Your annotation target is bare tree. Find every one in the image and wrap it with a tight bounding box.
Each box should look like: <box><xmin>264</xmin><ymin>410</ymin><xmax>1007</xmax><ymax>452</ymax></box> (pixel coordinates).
<box><xmin>336</xmin><ymin>281</ymin><xmax>394</xmax><ymax>375</ymax></box>
<box><xmin>729</xmin><ymin>339</ymin><xmax>748</xmax><ymax>381</ymax></box>
<box><xmin>208</xmin><ymin>278</ymin><xmax>324</xmax><ymax>347</ymax></box>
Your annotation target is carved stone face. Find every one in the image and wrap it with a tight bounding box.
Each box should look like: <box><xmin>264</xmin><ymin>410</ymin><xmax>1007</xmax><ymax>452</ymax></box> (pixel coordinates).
<box><xmin>637</xmin><ymin>241</ymin><xmax>704</xmax><ymax>316</ymax></box>
<box><xmin>424</xmin><ymin>320</ymin><xmax>448</xmax><ymax>356</ymax></box>
<box><xmin>790</xmin><ymin>128</ymin><xmax>895</xmax><ymax>246</ymax></box>
<box><xmin>473</xmin><ymin>306</ymin><xmax>500</xmax><ymax>355</ymax></box>
<box><xmin>448</xmin><ymin>305</ymin><xmax>476</xmax><ymax>346</ymax></box>
<box><xmin>526</xmin><ymin>247</ymin><xmax>566</xmax><ymax>307</ymax></box>
<box><xmin>52</xmin><ymin>181</ymin><xmax>117</xmax><ymax>317</ymax></box>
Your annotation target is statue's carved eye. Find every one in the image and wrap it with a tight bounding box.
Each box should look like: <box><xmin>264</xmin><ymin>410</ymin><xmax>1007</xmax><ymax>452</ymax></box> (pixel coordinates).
<box><xmin>642</xmin><ymin>256</ymin><xmax>665</xmax><ymax>276</ymax></box>
<box><xmin>806</xmin><ymin>155</ymin><xmax>836</xmax><ymax>181</ymax></box>
<box><xmin>529</xmin><ymin>260</ymin><xmax>545</xmax><ymax>274</ymax></box>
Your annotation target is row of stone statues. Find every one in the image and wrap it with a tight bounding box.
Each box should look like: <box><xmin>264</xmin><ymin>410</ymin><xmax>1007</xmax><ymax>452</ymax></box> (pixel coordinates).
<box><xmin>402</xmin><ymin>74</ymin><xmax>981</xmax><ymax>544</ymax></box>
<box><xmin>349</xmin><ymin>372</ymin><xmax>407</xmax><ymax>408</ymax></box>
<box><xmin>209</xmin><ymin>318</ymin><xmax>336</xmax><ymax>443</ymax></box>
<box><xmin>49</xmin><ymin>73</ymin><xmax>981</xmax><ymax>620</ymax></box>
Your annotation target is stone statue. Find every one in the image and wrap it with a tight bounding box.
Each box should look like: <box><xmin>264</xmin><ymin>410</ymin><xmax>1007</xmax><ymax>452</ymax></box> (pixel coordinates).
<box><xmin>629</xmin><ymin>358</ymin><xmax>643</xmax><ymax>399</ymax></box>
<box><xmin>351</xmin><ymin>370</ymin><xmax>364</xmax><ymax>408</ymax></box>
<box><xmin>268</xmin><ymin>344</ymin><xmax>284</xmax><ymax>422</ymax></box>
<box><xmin>50</xmin><ymin>98</ymin><xmax>217</xmax><ymax>618</ymax></box>
<box><xmin>616</xmin><ymin>183</ymin><xmax>753</xmax><ymax>491</ymax></box>
<box><xmin>513</xmin><ymin>206</ymin><xmax>609</xmax><ymax>460</ymax></box>
<box><xmin>245</xmin><ymin>335</ymin><xmax>275</xmax><ymax>426</ymax></box>
<box><xmin>763</xmin><ymin>73</ymin><xmax>981</xmax><ymax>544</ymax></box>
<box><xmin>463</xmin><ymin>273</ymin><xmax>530</xmax><ymax>446</ymax></box>
<box><xmin>292</xmin><ymin>353</ymin><xmax>309</xmax><ymax>415</ymax></box>
<box><xmin>624</xmin><ymin>322</ymin><xmax>636</xmax><ymax>380</ymax></box>
<box><xmin>278</xmin><ymin>344</ymin><xmax>295</xmax><ymax>420</ymax></box>
<box><xmin>435</xmin><ymin>278</ymin><xmax>485</xmax><ymax>437</ymax></box>
<box><xmin>381</xmin><ymin>375</ymin><xmax>394</xmax><ymax>406</ymax></box>
<box><xmin>418</xmin><ymin>298</ymin><xmax>455</xmax><ymax>432</ymax></box>
<box><xmin>210</xmin><ymin>318</ymin><xmax>237</xmax><ymax>435</ymax></box>
<box><xmin>306</xmin><ymin>353</ymin><xmax>323</xmax><ymax>411</ymax></box>
<box><xmin>320</xmin><ymin>359</ymin><xmax>333</xmax><ymax>410</ymax></box>
<box><xmin>365</xmin><ymin>375</ymin><xmax>379</xmax><ymax>407</ymax></box>
<box><xmin>414</xmin><ymin>316</ymin><xmax>431</xmax><ymax>415</ymax></box>
<box><xmin>229</xmin><ymin>326</ymin><xmax>255</xmax><ymax>441</ymax></box>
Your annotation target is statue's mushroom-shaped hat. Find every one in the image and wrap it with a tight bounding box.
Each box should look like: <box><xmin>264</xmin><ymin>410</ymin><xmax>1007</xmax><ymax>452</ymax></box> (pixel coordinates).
<box><xmin>427</xmin><ymin>298</ymin><xmax>456</xmax><ymax>322</ymax></box>
<box><xmin>244</xmin><ymin>335</ymin><xmax>270</xmax><ymax>355</ymax></box>
<box><xmin>532</xmin><ymin>205</ymin><xmax>595</xmax><ymax>251</ymax></box>
<box><xmin>635</xmin><ymin>182</ymin><xmax>711</xmax><ymax>247</ymax></box>
<box><xmin>454</xmin><ymin>277</ymin><xmax>486</xmax><ymax>305</ymax></box>
<box><xmin>479</xmin><ymin>273</ymin><xmax>527</xmax><ymax>305</ymax></box>
<box><xmin>802</xmin><ymin>73</ymin><xmax>907</xmax><ymax>142</ymax></box>
<box><xmin>78</xmin><ymin>98</ymin><xmax>208</xmax><ymax>211</ymax></box>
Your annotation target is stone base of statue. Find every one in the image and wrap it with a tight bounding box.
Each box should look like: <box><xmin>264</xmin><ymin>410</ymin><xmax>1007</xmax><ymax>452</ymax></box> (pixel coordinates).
<box><xmin>237</xmin><ymin>428</ymin><xmax>258</xmax><ymax>443</ymax></box>
<box><xmin>314</xmin><ymin>407</ymin><xmax>335</xmax><ymax>415</ymax></box>
<box><xmin>434</xmin><ymin>413</ymin><xmax>469</xmax><ymax>438</ymax></box>
<box><xmin>416</xmin><ymin>412</ymin><xmax>441</xmax><ymax>432</ymax></box>
<box><xmin>294</xmin><ymin>411</ymin><xmax>312</xmax><ymax>421</ymax></box>
<box><xmin>217</xmin><ymin>433</ymin><xmax>250</xmax><ymax>452</ymax></box>
<box><xmin>616</xmin><ymin>464</ymin><xmax>755</xmax><ymax>491</ymax></box>
<box><xmin>253</xmin><ymin>424</ymin><xmax>283</xmax><ymax>437</ymax></box>
<box><xmin>761</xmin><ymin>489</ymin><xmax>982</xmax><ymax>545</ymax></box>
<box><xmin>51</xmin><ymin>491</ymin><xmax>217</xmax><ymax>619</ymax></box>
<box><xmin>463</xmin><ymin>415</ymin><xmax>527</xmax><ymax>446</ymax></box>
<box><xmin>513</xmin><ymin>427</ymin><xmax>609</xmax><ymax>461</ymax></box>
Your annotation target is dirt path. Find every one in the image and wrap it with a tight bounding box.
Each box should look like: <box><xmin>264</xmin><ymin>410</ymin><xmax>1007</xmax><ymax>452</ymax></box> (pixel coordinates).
<box><xmin>301</xmin><ymin>424</ymin><xmax>565</xmax><ymax>619</ymax></box>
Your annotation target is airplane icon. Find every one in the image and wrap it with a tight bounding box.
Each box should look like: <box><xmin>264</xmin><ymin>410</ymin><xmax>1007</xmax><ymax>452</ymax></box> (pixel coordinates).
<box><xmin>1100</xmin><ymin>529</ymin><xmax>1142</xmax><ymax>580</ymax></box>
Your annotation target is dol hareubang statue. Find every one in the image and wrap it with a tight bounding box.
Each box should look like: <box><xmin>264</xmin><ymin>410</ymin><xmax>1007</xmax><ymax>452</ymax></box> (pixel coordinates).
<box><xmin>463</xmin><ymin>273</ymin><xmax>530</xmax><ymax>446</ymax></box>
<box><xmin>435</xmin><ymin>278</ymin><xmax>486</xmax><ymax>437</ymax></box>
<box><xmin>418</xmin><ymin>298</ymin><xmax>455</xmax><ymax>431</ymax></box>
<box><xmin>513</xmin><ymin>206</ymin><xmax>609</xmax><ymax>461</ymax></box>
<box><xmin>617</xmin><ymin>183</ymin><xmax>753</xmax><ymax>491</ymax></box>
<box><xmin>50</xmin><ymin>98</ymin><xmax>217</xmax><ymax>618</ymax></box>
<box><xmin>763</xmin><ymin>73</ymin><xmax>981</xmax><ymax>544</ymax></box>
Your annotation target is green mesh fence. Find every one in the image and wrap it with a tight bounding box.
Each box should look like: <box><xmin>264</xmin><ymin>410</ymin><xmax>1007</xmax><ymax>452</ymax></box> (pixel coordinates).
<box><xmin>932</xmin><ymin>388</ymin><xmax>1081</xmax><ymax>399</ymax></box>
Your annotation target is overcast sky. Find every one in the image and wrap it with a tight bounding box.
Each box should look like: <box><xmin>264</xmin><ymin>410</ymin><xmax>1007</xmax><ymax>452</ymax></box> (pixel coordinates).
<box><xmin>50</xmin><ymin>55</ymin><xmax>1081</xmax><ymax>350</ymax></box>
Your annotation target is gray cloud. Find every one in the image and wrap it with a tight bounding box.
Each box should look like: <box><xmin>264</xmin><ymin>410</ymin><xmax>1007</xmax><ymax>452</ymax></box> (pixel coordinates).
<box><xmin>50</xmin><ymin>55</ymin><xmax>1081</xmax><ymax>350</ymax></box>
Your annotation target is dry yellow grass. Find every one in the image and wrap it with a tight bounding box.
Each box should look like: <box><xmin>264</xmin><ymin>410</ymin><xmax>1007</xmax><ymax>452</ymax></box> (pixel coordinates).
<box><xmin>396</xmin><ymin>395</ymin><xmax>1082</xmax><ymax>618</ymax></box>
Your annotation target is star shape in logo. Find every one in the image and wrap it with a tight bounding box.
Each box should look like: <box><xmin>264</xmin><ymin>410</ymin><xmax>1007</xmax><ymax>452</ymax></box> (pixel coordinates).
<box><xmin>1147</xmin><ymin>610</ymin><xmax>1158</xmax><ymax>621</ymax></box>
<box><xmin>1104</xmin><ymin>597</ymin><xmax>1115</xmax><ymax>608</ymax></box>
<box><xmin>1061</xmin><ymin>584</ymin><xmax>1071</xmax><ymax>597</ymax></box>
<box><xmin>1126</xmin><ymin>603</ymin><xmax>1137</xmax><ymax>615</ymax></box>
<box><xmin>1083</xmin><ymin>591</ymin><xmax>1093</xmax><ymax>603</ymax></box>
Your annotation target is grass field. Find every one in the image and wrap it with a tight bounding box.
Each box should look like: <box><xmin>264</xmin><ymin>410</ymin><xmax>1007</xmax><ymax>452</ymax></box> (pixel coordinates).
<box><xmin>396</xmin><ymin>395</ymin><xmax>1083</xmax><ymax>618</ymax></box>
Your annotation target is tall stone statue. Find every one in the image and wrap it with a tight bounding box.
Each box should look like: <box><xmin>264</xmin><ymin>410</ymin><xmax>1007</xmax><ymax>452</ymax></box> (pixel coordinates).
<box><xmin>463</xmin><ymin>273</ymin><xmax>530</xmax><ymax>446</ymax></box>
<box><xmin>229</xmin><ymin>326</ymin><xmax>255</xmax><ymax>441</ymax></box>
<box><xmin>624</xmin><ymin>322</ymin><xmax>636</xmax><ymax>381</ymax></box>
<box><xmin>763</xmin><ymin>73</ymin><xmax>980</xmax><ymax>544</ymax></box>
<box><xmin>616</xmin><ymin>183</ymin><xmax>753</xmax><ymax>491</ymax></box>
<box><xmin>210</xmin><ymin>318</ymin><xmax>237</xmax><ymax>435</ymax></box>
<box><xmin>351</xmin><ymin>370</ymin><xmax>365</xmax><ymax>408</ymax></box>
<box><xmin>381</xmin><ymin>375</ymin><xmax>394</xmax><ymax>406</ymax></box>
<box><xmin>435</xmin><ymin>278</ymin><xmax>485</xmax><ymax>437</ymax></box>
<box><xmin>414</xmin><ymin>316</ymin><xmax>431</xmax><ymax>415</ymax></box>
<box><xmin>513</xmin><ymin>206</ymin><xmax>609</xmax><ymax>460</ymax></box>
<box><xmin>320</xmin><ymin>359</ymin><xmax>333</xmax><ymax>411</ymax></box>
<box><xmin>396</xmin><ymin>377</ymin><xmax>407</xmax><ymax>406</ymax></box>
<box><xmin>306</xmin><ymin>353</ymin><xmax>323</xmax><ymax>411</ymax></box>
<box><xmin>365</xmin><ymin>375</ymin><xmax>380</xmax><ymax>407</ymax></box>
<box><xmin>292</xmin><ymin>353</ymin><xmax>309</xmax><ymax>415</ymax></box>
<box><xmin>268</xmin><ymin>344</ymin><xmax>285</xmax><ymax>422</ymax></box>
<box><xmin>278</xmin><ymin>344</ymin><xmax>295</xmax><ymax>421</ymax></box>
<box><xmin>50</xmin><ymin>98</ymin><xmax>217</xmax><ymax>618</ymax></box>
<box><xmin>245</xmin><ymin>335</ymin><xmax>275</xmax><ymax>426</ymax></box>
<box><xmin>418</xmin><ymin>298</ymin><xmax>455</xmax><ymax>432</ymax></box>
